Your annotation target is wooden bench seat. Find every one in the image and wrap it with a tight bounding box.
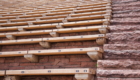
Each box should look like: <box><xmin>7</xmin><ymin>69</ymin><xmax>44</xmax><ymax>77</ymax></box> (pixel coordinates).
<box><xmin>71</xmin><ymin>10</ymin><xmax>111</xmax><ymax>17</ymax></box>
<box><xmin>0</xmin><ymin>34</ymin><xmax>106</xmax><ymax>45</ymax></box>
<box><xmin>50</xmin><ymin>9</ymin><xmax>74</xmax><ymax>13</ymax></box>
<box><xmin>6</xmin><ymin>68</ymin><xmax>94</xmax><ymax>75</ymax></box>
<box><xmin>40</xmin><ymin>15</ymin><xmax>67</xmax><ymax>20</ymax></box>
<box><xmin>1</xmin><ymin>13</ymin><xmax>23</xmax><ymax>17</ymax></box>
<box><xmin>77</xmin><ymin>4</ymin><xmax>111</xmax><ymax>10</ymax></box>
<box><xmin>60</xmin><ymin>19</ymin><xmax>108</xmax><ymax>27</ymax></box>
<box><xmin>0</xmin><ymin>71</ymin><xmax>5</xmax><ymax>76</ymax></box>
<box><xmin>0</xmin><ymin>47</ymin><xmax>103</xmax><ymax>61</ymax></box>
<box><xmin>0</xmin><ymin>22</ymin><xmax>28</xmax><ymax>27</ymax></box>
<box><xmin>10</xmin><ymin>18</ymin><xmax>36</xmax><ymax>22</ymax></box>
<box><xmin>5</xmin><ymin>68</ymin><xmax>95</xmax><ymax>80</ymax></box>
<box><xmin>19</xmin><ymin>14</ymin><xmax>42</xmax><ymax>18</ymax></box>
<box><xmin>0</xmin><ymin>20</ymin><xmax>7</xmax><ymax>23</ymax></box>
<box><xmin>46</xmin><ymin>11</ymin><xmax>71</xmax><ymax>16</ymax></box>
<box><xmin>0</xmin><ymin>51</ymin><xmax>27</xmax><ymax>57</ymax></box>
<box><xmin>74</xmin><ymin>7</ymin><xmax>111</xmax><ymax>13</ymax></box>
<box><xmin>0</xmin><ymin>25</ymin><xmax>108</xmax><ymax>38</ymax></box>
<box><xmin>78</xmin><ymin>2</ymin><xmax>109</xmax><ymax>7</ymax></box>
<box><xmin>0</xmin><ymin>16</ymin><xmax>16</xmax><ymax>20</ymax></box>
<box><xmin>67</xmin><ymin>14</ymin><xmax>109</xmax><ymax>22</ymax></box>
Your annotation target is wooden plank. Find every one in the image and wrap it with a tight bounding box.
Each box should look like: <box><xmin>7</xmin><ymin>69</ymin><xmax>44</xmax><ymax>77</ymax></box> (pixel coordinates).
<box><xmin>6</xmin><ymin>68</ymin><xmax>95</xmax><ymax>75</ymax></box>
<box><xmin>0</xmin><ymin>70</ymin><xmax>5</xmax><ymax>76</ymax></box>
<box><xmin>0</xmin><ymin>25</ymin><xmax>107</xmax><ymax>37</ymax></box>
<box><xmin>78</xmin><ymin>2</ymin><xmax>108</xmax><ymax>7</ymax></box>
<box><xmin>71</xmin><ymin>10</ymin><xmax>111</xmax><ymax>17</ymax></box>
<box><xmin>11</xmin><ymin>18</ymin><xmax>36</xmax><ymax>22</ymax></box>
<box><xmin>0</xmin><ymin>24</ymin><xmax>57</xmax><ymax>31</ymax></box>
<box><xmin>19</xmin><ymin>14</ymin><xmax>42</xmax><ymax>18</ymax></box>
<box><xmin>0</xmin><ymin>22</ymin><xmax>28</xmax><ymax>27</ymax></box>
<box><xmin>62</xmin><ymin>19</ymin><xmax>106</xmax><ymax>26</ymax></box>
<box><xmin>0</xmin><ymin>34</ymin><xmax>105</xmax><ymax>45</ymax></box>
<box><xmin>75</xmin><ymin>7</ymin><xmax>111</xmax><ymax>13</ymax></box>
<box><xmin>77</xmin><ymin>4</ymin><xmax>110</xmax><ymax>10</ymax></box>
<box><xmin>67</xmin><ymin>15</ymin><xmax>104</xmax><ymax>21</ymax></box>
<box><xmin>40</xmin><ymin>15</ymin><xmax>67</xmax><ymax>20</ymax></box>
<box><xmin>28</xmin><ymin>47</ymin><xmax>103</xmax><ymax>55</ymax></box>
<box><xmin>33</xmin><ymin>19</ymin><xmax>64</xmax><ymax>24</ymax></box>
<box><xmin>0</xmin><ymin>51</ymin><xmax>27</xmax><ymax>57</ymax></box>
<box><xmin>46</xmin><ymin>12</ymin><xmax>71</xmax><ymax>16</ymax></box>
<box><xmin>43</xmin><ymin>34</ymin><xmax>105</xmax><ymax>42</ymax></box>
<box><xmin>54</xmin><ymin>25</ymin><xmax>108</xmax><ymax>33</ymax></box>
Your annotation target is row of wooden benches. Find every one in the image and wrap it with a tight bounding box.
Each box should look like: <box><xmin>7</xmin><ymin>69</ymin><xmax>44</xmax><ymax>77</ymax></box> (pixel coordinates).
<box><xmin>0</xmin><ymin>14</ymin><xmax>111</xmax><ymax>25</ymax></box>
<box><xmin>0</xmin><ymin>3</ymin><xmax>110</xmax><ymax>15</ymax></box>
<box><xmin>0</xmin><ymin>34</ymin><xmax>106</xmax><ymax>45</ymax></box>
<box><xmin>0</xmin><ymin>25</ymin><xmax>109</xmax><ymax>38</ymax></box>
<box><xmin>0</xmin><ymin>19</ymin><xmax>109</xmax><ymax>31</ymax></box>
<box><xmin>0</xmin><ymin>2</ymin><xmax>109</xmax><ymax>12</ymax></box>
<box><xmin>0</xmin><ymin>68</ymin><xmax>95</xmax><ymax>80</ymax></box>
<box><xmin>0</xmin><ymin>47</ymin><xmax>103</xmax><ymax>62</ymax></box>
<box><xmin>0</xmin><ymin>0</ymin><xmax>110</xmax><ymax>12</ymax></box>
<box><xmin>0</xmin><ymin>7</ymin><xmax>111</xmax><ymax>20</ymax></box>
<box><xmin>0</xmin><ymin>10</ymin><xmax>111</xmax><ymax>20</ymax></box>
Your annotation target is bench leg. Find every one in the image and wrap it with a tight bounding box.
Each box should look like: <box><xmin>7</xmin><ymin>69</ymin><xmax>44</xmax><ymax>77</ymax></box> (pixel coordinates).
<box><xmin>87</xmin><ymin>51</ymin><xmax>102</xmax><ymax>60</ymax></box>
<box><xmin>99</xmin><ymin>28</ymin><xmax>108</xmax><ymax>34</ymax></box>
<box><xmin>4</xmin><ymin>76</ymin><xmax>20</xmax><ymax>80</ymax></box>
<box><xmin>96</xmin><ymin>38</ymin><xmax>106</xmax><ymax>45</ymax></box>
<box><xmin>18</xmin><ymin>28</ymin><xmax>26</xmax><ymax>32</ymax></box>
<box><xmin>75</xmin><ymin>74</ymin><xmax>94</xmax><ymax>80</ymax></box>
<box><xmin>6</xmin><ymin>35</ymin><xmax>16</xmax><ymax>40</ymax></box>
<box><xmin>24</xmin><ymin>54</ymin><xmax>38</xmax><ymax>62</ymax></box>
<box><xmin>50</xmin><ymin>32</ymin><xmax>59</xmax><ymax>37</ymax></box>
<box><xmin>39</xmin><ymin>41</ymin><xmax>51</xmax><ymax>48</ymax></box>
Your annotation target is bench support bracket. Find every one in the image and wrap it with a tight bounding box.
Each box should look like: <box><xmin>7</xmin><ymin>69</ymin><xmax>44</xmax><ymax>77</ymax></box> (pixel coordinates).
<box><xmin>96</xmin><ymin>38</ymin><xmax>106</xmax><ymax>45</ymax></box>
<box><xmin>6</xmin><ymin>35</ymin><xmax>16</xmax><ymax>40</ymax></box>
<box><xmin>24</xmin><ymin>54</ymin><xmax>38</xmax><ymax>62</ymax></box>
<box><xmin>39</xmin><ymin>41</ymin><xmax>51</xmax><ymax>48</ymax></box>
<box><xmin>50</xmin><ymin>32</ymin><xmax>59</xmax><ymax>37</ymax></box>
<box><xmin>5</xmin><ymin>76</ymin><xmax>20</xmax><ymax>80</ymax></box>
<box><xmin>18</xmin><ymin>28</ymin><xmax>26</xmax><ymax>32</ymax></box>
<box><xmin>75</xmin><ymin>74</ymin><xmax>94</xmax><ymax>80</ymax></box>
<box><xmin>87</xmin><ymin>51</ymin><xmax>102</xmax><ymax>60</ymax></box>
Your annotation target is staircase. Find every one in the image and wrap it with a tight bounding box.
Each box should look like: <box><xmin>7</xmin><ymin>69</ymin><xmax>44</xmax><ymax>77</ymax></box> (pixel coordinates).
<box><xmin>97</xmin><ymin>0</ymin><xmax>140</xmax><ymax>80</ymax></box>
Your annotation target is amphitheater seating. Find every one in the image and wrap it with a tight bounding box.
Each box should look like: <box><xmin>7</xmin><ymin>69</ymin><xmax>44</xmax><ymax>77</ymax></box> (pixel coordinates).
<box><xmin>4</xmin><ymin>68</ymin><xmax>95</xmax><ymax>80</ymax></box>
<box><xmin>0</xmin><ymin>0</ymin><xmax>112</xmax><ymax>79</ymax></box>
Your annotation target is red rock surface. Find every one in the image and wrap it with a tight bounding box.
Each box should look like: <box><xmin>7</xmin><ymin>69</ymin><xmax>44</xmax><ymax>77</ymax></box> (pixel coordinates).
<box><xmin>97</xmin><ymin>0</ymin><xmax>140</xmax><ymax>79</ymax></box>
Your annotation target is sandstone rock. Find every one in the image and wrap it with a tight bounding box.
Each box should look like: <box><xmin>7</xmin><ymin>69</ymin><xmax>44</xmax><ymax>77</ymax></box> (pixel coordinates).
<box><xmin>104</xmin><ymin>50</ymin><xmax>140</xmax><ymax>59</ymax></box>
<box><xmin>104</xmin><ymin>44</ymin><xmax>140</xmax><ymax>50</ymax></box>
<box><xmin>97</xmin><ymin>69</ymin><xmax>140</xmax><ymax>77</ymax></box>
<box><xmin>97</xmin><ymin>60</ymin><xmax>140</xmax><ymax>69</ymax></box>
